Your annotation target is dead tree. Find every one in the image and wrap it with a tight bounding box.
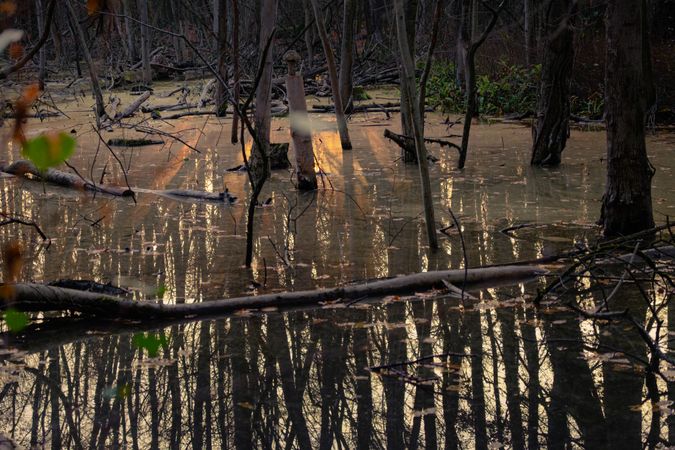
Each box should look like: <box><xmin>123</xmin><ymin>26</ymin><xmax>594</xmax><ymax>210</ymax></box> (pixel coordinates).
<box><xmin>601</xmin><ymin>0</ymin><xmax>655</xmax><ymax>236</ymax></box>
<box><xmin>458</xmin><ymin>0</ymin><xmax>505</xmax><ymax>169</ymax></box>
<box><xmin>309</xmin><ymin>0</ymin><xmax>353</xmax><ymax>150</ymax></box>
<box><xmin>138</xmin><ymin>0</ymin><xmax>152</xmax><ymax>83</ymax></box>
<box><xmin>215</xmin><ymin>0</ymin><xmax>228</xmax><ymax>116</ymax></box>
<box><xmin>399</xmin><ymin>0</ymin><xmax>419</xmax><ymax>162</ymax></box>
<box><xmin>530</xmin><ymin>0</ymin><xmax>577</xmax><ymax>166</ymax></box>
<box><xmin>230</xmin><ymin>0</ymin><xmax>241</xmax><ymax>142</ymax></box>
<box><xmin>339</xmin><ymin>0</ymin><xmax>356</xmax><ymax>112</ymax></box>
<box><xmin>65</xmin><ymin>0</ymin><xmax>107</xmax><ymax>124</ymax></box>
<box><xmin>250</xmin><ymin>0</ymin><xmax>278</xmax><ymax>181</ymax></box>
<box><xmin>393</xmin><ymin>0</ymin><xmax>439</xmax><ymax>250</ymax></box>
<box><xmin>285</xmin><ymin>51</ymin><xmax>318</xmax><ymax>190</ymax></box>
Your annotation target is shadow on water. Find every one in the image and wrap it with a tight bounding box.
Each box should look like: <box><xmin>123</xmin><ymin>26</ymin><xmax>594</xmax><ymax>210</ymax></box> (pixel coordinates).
<box><xmin>1</xmin><ymin>95</ymin><xmax>675</xmax><ymax>447</ymax></box>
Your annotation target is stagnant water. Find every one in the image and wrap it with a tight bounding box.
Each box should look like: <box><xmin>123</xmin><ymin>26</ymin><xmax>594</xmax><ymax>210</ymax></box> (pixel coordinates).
<box><xmin>0</xmin><ymin>83</ymin><xmax>674</xmax><ymax>448</ymax></box>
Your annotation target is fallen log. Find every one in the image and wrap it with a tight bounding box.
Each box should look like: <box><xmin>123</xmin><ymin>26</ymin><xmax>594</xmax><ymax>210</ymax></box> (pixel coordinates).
<box><xmin>114</xmin><ymin>90</ymin><xmax>151</xmax><ymax>120</ymax></box>
<box><xmin>384</xmin><ymin>129</ymin><xmax>461</xmax><ymax>153</ymax></box>
<box><xmin>107</xmin><ymin>138</ymin><xmax>164</xmax><ymax>147</ymax></box>
<box><xmin>1</xmin><ymin>265</ymin><xmax>546</xmax><ymax>320</ymax></box>
<box><xmin>1</xmin><ymin>160</ymin><xmax>134</xmax><ymax>197</ymax></box>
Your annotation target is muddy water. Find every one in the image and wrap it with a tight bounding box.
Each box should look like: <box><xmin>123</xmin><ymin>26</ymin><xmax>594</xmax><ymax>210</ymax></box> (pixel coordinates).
<box><xmin>0</xmin><ymin>84</ymin><xmax>674</xmax><ymax>448</ymax></box>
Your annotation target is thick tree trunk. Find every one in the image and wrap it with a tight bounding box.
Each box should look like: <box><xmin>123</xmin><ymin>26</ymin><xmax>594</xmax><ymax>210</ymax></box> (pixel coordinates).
<box><xmin>530</xmin><ymin>0</ymin><xmax>576</xmax><ymax>166</ymax></box>
<box><xmin>309</xmin><ymin>0</ymin><xmax>353</xmax><ymax>150</ymax></box>
<box><xmin>393</xmin><ymin>0</ymin><xmax>439</xmax><ymax>250</ymax></box>
<box><xmin>65</xmin><ymin>0</ymin><xmax>107</xmax><ymax>123</ymax></box>
<box><xmin>339</xmin><ymin>0</ymin><xmax>356</xmax><ymax>112</ymax></box>
<box><xmin>601</xmin><ymin>0</ymin><xmax>655</xmax><ymax>236</ymax></box>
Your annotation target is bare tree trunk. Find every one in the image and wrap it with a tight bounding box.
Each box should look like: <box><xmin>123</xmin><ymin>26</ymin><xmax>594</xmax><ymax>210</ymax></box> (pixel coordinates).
<box><xmin>399</xmin><ymin>0</ymin><xmax>418</xmax><ymax>162</ymax></box>
<box><xmin>456</xmin><ymin>0</ymin><xmax>471</xmax><ymax>89</ymax></box>
<box><xmin>65</xmin><ymin>0</ymin><xmax>107</xmax><ymax>123</ymax></box>
<box><xmin>393</xmin><ymin>0</ymin><xmax>439</xmax><ymax>250</ymax></box>
<box><xmin>285</xmin><ymin>51</ymin><xmax>318</xmax><ymax>190</ymax></box>
<box><xmin>250</xmin><ymin>0</ymin><xmax>277</xmax><ymax>181</ymax></box>
<box><xmin>230</xmin><ymin>0</ymin><xmax>241</xmax><ymax>143</ymax></box>
<box><xmin>169</xmin><ymin>0</ymin><xmax>184</xmax><ymax>61</ymax></box>
<box><xmin>339</xmin><ymin>0</ymin><xmax>356</xmax><ymax>112</ymax></box>
<box><xmin>215</xmin><ymin>0</ymin><xmax>228</xmax><ymax>117</ymax></box>
<box><xmin>35</xmin><ymin>0</ymin><xmax>47</xmax><ymax>90</ymax></box>
<box><xmin>309</xmin><ymin>0</ymin><xmax>353</xmax><ymax>150</ymax></box>
<box><xmin>122</xmin><ymin>0</ymin><xmax>137</xmax><ymax>62</ymax></box>
<box><xmin>458</xmin><ymin>1</ymin><xmax>504</xmax><ymax>169</ymax></box>
<box><xmin>601</xmin><ymin>0</ymin><xmax>655</xmax><ymax>236</ymax></box>
<box><xmin>138</xmin><ymin>0</ymin><xmax>152</xmax><ymax>84</ymax></box>
<box><xmin>303</xmin><ymin>0</ymin><xmax>315</xmax><ymax>64</ymax></box>
<box><xmin>530</xmin><ymin>0</ymin><xmax>576</xmax><ymax>166</ymax></box>
<box><xmin>524</xmin><ymin>0</ymin><xmax>535</xmax><ymax>65</ymax></box>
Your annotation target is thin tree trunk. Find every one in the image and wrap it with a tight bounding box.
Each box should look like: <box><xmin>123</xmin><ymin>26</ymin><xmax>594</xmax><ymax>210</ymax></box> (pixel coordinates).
<box><xmin>122</xmin><ymin>0</ymin><xmax>137</xmax><ymax>62</ymax></box>
<box><xmin>250</xmin><ymin>0</ymin><xmax>278</xmax><ymax>178</ymax></box>
<box><xmin>138</xmin><ymin>0</ymin><xmax>152</xmax><ymax>84</ymax></box>
<box><xmin>230</xmin><ymin>0</ymin><xmax>241</xmax><ymax>143</ymax></box>
<box><xmin>339</xmin><ymin>0</ymin><xmax>356</xmax><ymax>112</ymax></box>
<box><xmin>399</xmin><ymin>0</ymin><xmax>418</xmax><ymax>162</ymax></box>
<box><xmin>215</xmin><ymin>0</ymin><xmax>228</xmax><ymax>116</ymax></box>
<box><xmin>35</xmin><ymin>0</ymin><xmax>47</xmax><ymax>90</ymax></box>
<box><xmin>530</xmin><ymin>0</ymin><xmax>576</xmax><ymax>166</ymax></box>
<box><xmin>303</xmin><ymin>0</ymin><xmax>315</xmax><ymax>64</ymax></box>
<box><xmin>393</xmin><ymin>0</ymin><xmax>439</xmax><ymax>250</ymax></box>
<box><xmin>601</xmin><ymin>0</ymin><xmax>655</xmax><ymax>236</ymax></box>
<box><xmin>65</xmin><ymin>0</ymin><xmax>107</xmax><ymax>123</ymax></box>
<box><xmin>309</xmin><ymin>0</ymin><xmax>353</xmax><ymax>150</ymax></box>
<box><xmin>524</xmin><ymin>0</ymin><xmax>535</xmax><ymax>65</ymax></box>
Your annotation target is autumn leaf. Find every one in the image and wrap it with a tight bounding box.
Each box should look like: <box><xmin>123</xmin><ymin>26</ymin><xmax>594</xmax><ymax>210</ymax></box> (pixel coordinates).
<box><xmin>13</xmin><ymin>84</ymin><xmax>41</xmax><ymax>142</ymax></box>
<box><xmin>21</xmin><ymin>132</ymin><xmax>76</xmax><ymax>171</ymax></box>
<box><xmin>8</xmin><ymin>41</ymin><xmax>22</xmax><ymax>59</ymax></box>
<box><xmin>0</xmin><ymin>1</ymin><xmax>17</xmax><ymax>15</ymax></box>
<box><xmin>86</xmin><ymin>0</ymin><xmax>102</xmax><ymax>15</ymax></box>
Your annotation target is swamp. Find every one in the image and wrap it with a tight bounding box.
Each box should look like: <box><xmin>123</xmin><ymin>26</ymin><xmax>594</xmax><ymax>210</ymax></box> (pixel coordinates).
<box><xmin>0</xmin><ymin>0</ymin><xmax>674</xmax><ymax>449</ymax></box>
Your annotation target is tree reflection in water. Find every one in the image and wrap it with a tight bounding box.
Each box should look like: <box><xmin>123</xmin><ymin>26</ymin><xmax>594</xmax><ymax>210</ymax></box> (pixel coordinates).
<box><xmin>1</xmin><ymin>276</ymin><xmax>671</xmax><ymax>449</ymax></box>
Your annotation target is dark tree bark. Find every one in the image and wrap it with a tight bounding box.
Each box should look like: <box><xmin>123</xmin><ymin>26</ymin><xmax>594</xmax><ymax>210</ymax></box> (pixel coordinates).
<box><xmin>138</xmin><ymin>0</ymin><xmax>152</xmax><ymax>84</ymax></box>
<box><xmin>530</xmin><ymin>0</ymin><xmax>576</xmax><ymax>166</ymax></box>
<box><xmin>215</xmin><ymin>0</ymin><xmax>228</xmax><ymax>117</ymax></box>
<box><xmin>339</xmin><ymin>0</ymin><xmax>356</xmax><ymax>112</ymax></box>
<box><xmin>230</xmin><ymin>0</ymin><xmax>241</xmax><ymax>143</ymax></box>
<box><xmin>601</xmin><ymin>0</ymin><xmax>655</xmax><ymax>236</ymax></box>
<box><xmin>458</xmin><ymin>1</ymin><xmax>504</xmax><ymax>169</ymax></box>
<box><xmin>399</xmin><ymin>0</ymin><xmax>419</xmax><ymax>162</ymax></box>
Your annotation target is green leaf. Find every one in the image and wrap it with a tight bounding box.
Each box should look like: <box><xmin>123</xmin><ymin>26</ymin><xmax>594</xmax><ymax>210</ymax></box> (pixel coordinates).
<box><xmin>156</xmin><ymin>284</ymin><xmax>166</xmax><ymax>298</ymax></box>
<box><xmin>21</xmin><ymin>132</ymin><xmax>76</xmax><ymax>171</ymax></box>
<box><xmin>3</xmin><ymin>308</ymin><xmax>29</xmax><ymax>332</ymax></box>
<box><xmin>132</xmin><ymin>332</ymin><xmax>167</xmax><ymax>357</ymax></box>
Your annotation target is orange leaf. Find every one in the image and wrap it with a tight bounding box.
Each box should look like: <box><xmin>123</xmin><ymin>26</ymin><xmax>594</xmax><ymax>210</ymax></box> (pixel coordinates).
<box><xmin>12</xmin><ymin>83</ymin><xmax>41</xmax><ymax>142</ymax></box>
<box><xmin>8</xmin><ymin>41</ymin><xmax>23</xmax><ymax>60</ymax></box>
<box><xmin>0</xmin><ymin>1</ymin><xmax>17</xmax><ymax>15</ymax></box>
<box><xmin>87</xmin><ymin>0</ymin><xmax>102</xmax><ymax>15</ymax></box>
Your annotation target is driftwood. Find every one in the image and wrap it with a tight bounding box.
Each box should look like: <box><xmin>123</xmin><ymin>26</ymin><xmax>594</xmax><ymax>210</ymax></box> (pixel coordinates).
<box><xmin>107</xmin><ymin>138</ymin><xmax>164</xmax><ymax>147</ymax></box>
<box><xmin>114</xmin><ymin>90</ymin><xmax>151</xmax><ymax>120</ymax></box>
<box><xmin>1</xmin><ymin>160</ymin><xmax>133</xmax><ymax>197</ymax></box>
<box><xmin>1</xmin><ymin>265</ymin><xmax>546</xmax><ymax>320</ymax></box>
<box><xmin>384</xmin><ymin>129</ymin><xmax>461</xmax><ymax>159</ymax></box>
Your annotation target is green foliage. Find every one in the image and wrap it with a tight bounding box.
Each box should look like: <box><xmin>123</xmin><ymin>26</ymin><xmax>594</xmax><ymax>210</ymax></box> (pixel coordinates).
<box><xmin>133</xmin><ymin>332</ymin><xmax>167</xmax><ymax>357</ymax></box>
<box><xmin>3</xmin><ymin>308</ymin><xmax>29</xmax><ymax>333</ymax></box>
<box><xmin>21</xmin><ymin>132</ymin><xmax>76</xmax><ymax>171</ymax></box>
<box><xmin>427</xmin><ymin>60</ymin><xmax>541</xmax><ymax>115</ymax></box>
<box><xmin>426</xmin><ymin>61</ymin><xmax>465</xmax><ymax>113</ymax></box>
<box><xmin>476</xmin><ymin>62</ymin><xmax>541</xmax><ymax>116</ymax></box>
<box><xmin>352</xmin><ymin>86</ymin><xmax>371</xmax><ymax>101</ymax></box>
<box><xmin>571</xmin><ymin>92</ymin><xmax>604</xmax><ymax>120</ymax></box>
